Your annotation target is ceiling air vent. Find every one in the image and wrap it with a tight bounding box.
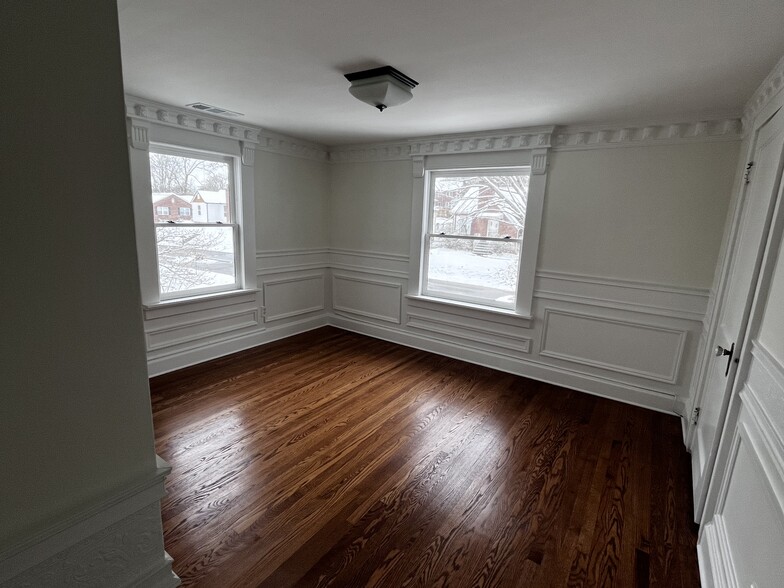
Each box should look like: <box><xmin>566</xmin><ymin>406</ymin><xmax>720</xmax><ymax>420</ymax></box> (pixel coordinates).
<box><xmin>186</xmin><ymin>102</ymin><xmax>244</xmax><ymax>117</ymax></box>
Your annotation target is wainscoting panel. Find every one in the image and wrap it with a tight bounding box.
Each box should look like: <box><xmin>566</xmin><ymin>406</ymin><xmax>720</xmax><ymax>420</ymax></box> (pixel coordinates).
<box><xmin>143</xmin><ymin>247</ymin><xmax>708</xmax><ymax>413</ymax></box>
<box><xmin>539</xmin><ymin>308</ymin><xmax>687</xmax><ymax>384</ymax></box>
<box><xmin>332</xmin><ymin>273</ymin><xmax>402</xmax><ymax>324</ymax></box>
<box><xmin>325</xmin><ymin>250</ymin><xmax>707</xmax><ymax>413</ymax></box>
<box><xmin>262</xmin><ymin>273</ymin><xmax>325</xmax><ymax>322</ymax></box>
<box><xmin>698</xmin><ymin>341</ymin><xmax>784</xmax><ymax>587</ymax></box>
<box><xmin>406</xmin><ymin>310</ymin><xmax>531</xmax><ymax>360</ymax></box>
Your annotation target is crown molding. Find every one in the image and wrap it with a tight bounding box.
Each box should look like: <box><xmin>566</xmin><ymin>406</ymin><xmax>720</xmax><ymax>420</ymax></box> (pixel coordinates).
<box><xmin>329</xmin><ymin>142</ymin><xmax>412</xmax><ymax>163</ymax></box>
<box><xmin>255</xmin><ymin>130</ymin><xmax>329</xmax><ymax>162</ymax></box>
<box><xmin>125</xmin><ymin>95</ymin><xmax>261</xmax><ymax>144</ymax></box>
<box><xmin>742</xmin><ymin>53</ymin><xmax>784</xmax><ymax>132</ymax></box>
<box><xmin>328</xmin><ymin>119</ymin><xmax>741</xmax><ymax>163</ymax></box>
<box><xmin>552</xmin><ymin>119</ymin><xmax>741</xmax><ymax>151</ymax></box>
<box><xmin>125</xmin><ymin>95</ymin><xmax>329</xmax><ymax>162</ymax></box>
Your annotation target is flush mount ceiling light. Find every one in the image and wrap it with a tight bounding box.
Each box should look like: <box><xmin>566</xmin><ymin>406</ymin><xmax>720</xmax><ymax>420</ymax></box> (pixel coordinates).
<box><xmin>344</xmin><ymin>66</ymin><xmax>418</xmax><ymax>112</ymax></box>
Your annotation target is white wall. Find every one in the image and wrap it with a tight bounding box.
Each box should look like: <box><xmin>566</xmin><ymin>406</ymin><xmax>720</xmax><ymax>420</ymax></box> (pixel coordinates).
<box><xmin>329</xmin><ymin>160</ymin><xmax>413</xmax><ymax>254</ymax></box>
<box><xmin>541</xmin><ymin>143</ymin><xmax>738</xmax><ymax>288</ymax></box>
<box><xmin>1</xmin><ymin>2</ymin><xmax>174</xmax><ymax>585</ymax></box>
<box><xmin>256</xmin><ymin>151</ymin><xmax>330</xmax><ymax>251</ymax></box>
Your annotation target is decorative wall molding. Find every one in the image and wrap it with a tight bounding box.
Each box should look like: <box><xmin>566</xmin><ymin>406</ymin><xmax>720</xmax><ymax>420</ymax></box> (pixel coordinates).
<box><xmin>256</xmin><ymin>130</ymin><xmax>329</xmax><ymax>162</ymax></box>
<box><xmin>145</xmin><ymin>307</ymin><xmax>260</xmax><ymax>351</ymax></box>
<box><xmin>143</xmin><ymin>289</ymin><xmax>259</xmax><ymax>321</ymax></box>
<box><xmin>539</xmin><ymin>308</ymin><xmax>687</xmax><ymax>384</ymax></box>
<box><xmin>742</xmin><ymin>53</ymin><xmax>784</xmax><ymax>132</ymax></box>
<box><xmin>332</xmin><ymin>273</ymin><xmax>402</xmax><ymax>324</ymax></box>
<box><xmin>0</xmin><ymin>459</ymin><xmax>177</xmax><ymax>587</ymax></box>
<box><xmin>534</xmin><ymin>270</ymin><xmax>710</xmax><ymax>321</ymax></box>
<box><xmin>262</xmin><ymin>273</ymin><xmax>325</xmax><ymax>321</ymax></box>
<box><xmin>125</xmin><ymin>95</ymin><xmax>330</xmax><ymax>161</ymax></box>
<box><xmin>552</xmin><ymin>119</ymin><xmax>741</xmax><ymax>150</ymax></box>
<box><xmin>256</xmin><ymin>248</ymin><xmax>330</xmax><ymax>276</ymax></box>
<box><xmin>746</xmin><ymin>341</ymin><xmax>784</xmax><ymax>454</ymax></box>
<box><xmin>406</xmin><ymin>311</ymin><xmax>531</xmax><ymax>359</ymax></box>
<box><xmin>126</xmin><ymin>95</ymin><xmax>260</xmax><ymax>144</ymax></box>
<box><xmin>330</xmin><ymin>142</ymin><xmax>412</xmax><ymax>163</ymax></box>
<box><xmin>130</xmin><ymin>122</ymin><xmax>150</xmax><ymax>150</ymax></box>
<box><xmin>328</xmin><ymin>119</ymin><xmax>741</xmax><ymax>162</ymax></box>
<box><xmin>331</xmin><ymin>315</ymin><xmax>678</xmax><ymax>414</ymax></box>
<box><xmin>146</xmin><ymin>314</ymin><xmax>328</xmax><ymax>377</ymax></box>
<box><xmin>241</xmin><ymin>142</ymin><xmax>255</xmax><ymax>166</ymax></box>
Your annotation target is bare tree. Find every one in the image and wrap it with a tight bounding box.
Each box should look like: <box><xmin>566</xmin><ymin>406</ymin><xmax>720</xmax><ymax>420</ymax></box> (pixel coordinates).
<box><xmin>156</xmin><ymin>227</ymin><xmax>232</xmax><ymax>294</ymax></box>
<box><xmin>457</xmin><ymin>175</ymin><xmax>529</xmax><ymax>233</ymax></box>
<box><xmin>149</xmin><ymin>153</ymin><xmax>228</xmax><ymax>194</ymax></box>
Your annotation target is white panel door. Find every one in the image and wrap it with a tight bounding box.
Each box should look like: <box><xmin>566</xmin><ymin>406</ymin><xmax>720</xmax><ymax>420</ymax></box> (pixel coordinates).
<box><xmin>692</xmin><ymin>107</ymin><xmax>784</xmax><ymax>517</ymax></box>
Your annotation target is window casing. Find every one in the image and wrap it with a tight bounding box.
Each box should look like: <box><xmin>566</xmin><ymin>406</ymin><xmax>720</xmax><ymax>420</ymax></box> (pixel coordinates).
<box><xmin>149</xmin><ymin>146</ymin><xmax>241</xmax><ymax>300</ymax></box>
<box><xmin>422</xmin><ymin>168</ymin><xmax>530</xmax><ymax>310</ymax></box>
<box><xmin>409</xmin><ymin>149</ymin><xmax>549</xmax><ymax>319</ymax></box>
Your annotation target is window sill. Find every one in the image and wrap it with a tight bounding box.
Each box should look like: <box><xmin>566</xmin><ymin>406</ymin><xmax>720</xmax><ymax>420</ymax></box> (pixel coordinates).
<box><xmin>143</xmin><ymin>288</ymin><xmax>259</xmax><ymax>312</ymax></box>
<box><xmin>406</xmin><ymin>294</ymin><xmax>533</xmax><ymax>327</ymax></box>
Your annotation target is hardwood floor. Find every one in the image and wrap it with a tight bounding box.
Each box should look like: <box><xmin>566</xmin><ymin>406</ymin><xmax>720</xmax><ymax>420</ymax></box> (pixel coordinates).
<box><xmin>151</xmin><ymin>327</ymin><xmax>700</xmax><ymax>587</ymax></box>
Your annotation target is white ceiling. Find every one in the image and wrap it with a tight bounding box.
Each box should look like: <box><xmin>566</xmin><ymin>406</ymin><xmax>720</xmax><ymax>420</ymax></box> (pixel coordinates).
<box><xmin>117</xmin><ymin>0</ymin><xmax>784</xmax><ymax>146</ymax></box>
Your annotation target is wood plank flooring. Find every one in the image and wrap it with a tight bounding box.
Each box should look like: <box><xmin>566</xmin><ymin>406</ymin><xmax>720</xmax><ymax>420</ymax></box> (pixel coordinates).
<box><xmin>150</xmin><ymin>327</ymin><xmax>700</xmax><ymax>587</ymax></box>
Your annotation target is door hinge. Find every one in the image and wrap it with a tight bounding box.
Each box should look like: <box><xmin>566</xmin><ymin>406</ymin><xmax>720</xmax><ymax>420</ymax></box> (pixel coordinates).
<box><xmin>691</xmin><ymin>407</ymin><xmax>701</xmax><ymax>426</ymax></box>
<box><xmin>261</xmin><ymin>305</ymin><xmax>266</xmax><ymax>320</ymax></box>
<box><xmin>744</xmin><ymin>161</ymin><xmax>754</xmax><ymax>184</ymax></box>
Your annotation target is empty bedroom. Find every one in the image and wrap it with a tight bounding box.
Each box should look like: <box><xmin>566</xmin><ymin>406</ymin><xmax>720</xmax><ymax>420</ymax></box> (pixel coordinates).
<box><xmin>4</xmin><ymin>1</ymin><xmax>784</xmax><ymax>587</ymax></box>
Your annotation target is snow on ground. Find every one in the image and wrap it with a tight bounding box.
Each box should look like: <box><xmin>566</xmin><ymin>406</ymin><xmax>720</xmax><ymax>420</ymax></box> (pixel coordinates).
<box><xmin>427</xmin><ymin>248</ymin><xmax>517</xmax><ymax>291</ymax></box>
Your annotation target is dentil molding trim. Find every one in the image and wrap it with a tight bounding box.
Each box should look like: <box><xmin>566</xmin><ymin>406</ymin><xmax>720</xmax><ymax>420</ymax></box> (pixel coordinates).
<box><xmin>126</xmin><ymin>95</ymin><xmax>743</xmax><ymax>164</ymax></box>
<box><xmin>126</xmin><ymin>95</ymin><xmax>260</xmax><ymax>143</ymax></box>
<box><xmin>742</xmin><ymin>53</ymin><xmax>784</xmax><ymax>132</ymax></box>
<box><xmin>125</xmin><ymin>96</ymin><xmax>329</xmax><ymax>162</ymax></box>
<box><xmin>329</xmin><ymin>119</ymin><xmax>741</xmax><ymax>162</ymax></box>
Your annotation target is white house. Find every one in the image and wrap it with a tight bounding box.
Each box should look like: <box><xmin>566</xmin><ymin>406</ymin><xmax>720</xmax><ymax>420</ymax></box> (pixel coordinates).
<box><xmin>190</xmin><ymin>189</ymin><xmax>227</xmax><ymax>223</ymax></box>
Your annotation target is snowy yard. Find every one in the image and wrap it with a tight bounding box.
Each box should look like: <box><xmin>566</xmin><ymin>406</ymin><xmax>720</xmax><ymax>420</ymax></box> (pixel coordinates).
<box><xmin>426</xmin><ymin>247</ymin><xmax>519</xmax><ymax>304</ymax></box>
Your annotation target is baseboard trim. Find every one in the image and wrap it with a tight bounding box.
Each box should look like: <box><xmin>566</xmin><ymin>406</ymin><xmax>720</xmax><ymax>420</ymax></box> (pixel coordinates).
<box><xmin>1</xmin><ymin>457</ymin><xmax>178</xmax><ymax>587</ymax></box>
<box><xmin>330</xmin><ymin>314</ymin><xmax>677</xmax><ymax>414</ymax></box>
<box><xmin>147</xmin><ymin>316</ymin><xmax>329</xmax><ymax>377</ymax></box>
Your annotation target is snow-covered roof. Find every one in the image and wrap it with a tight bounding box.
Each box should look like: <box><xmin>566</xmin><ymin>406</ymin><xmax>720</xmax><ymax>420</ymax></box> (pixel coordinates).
<box><xmin>192</xmin><ymin>190</ymin><xmax>227</xmax><ymax>204</ymax></box>
<box><xmin>152</xmin><ymin>193</ymin><xmax>192</xmax><ymax>206</ymax></box>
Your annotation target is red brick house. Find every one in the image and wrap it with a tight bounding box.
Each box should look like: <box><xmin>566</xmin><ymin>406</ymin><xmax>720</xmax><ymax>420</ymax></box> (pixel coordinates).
<box><xmin>152</xmin><ymin>193</ymin><xmax>193</xmax><ymax>222</ymax></box>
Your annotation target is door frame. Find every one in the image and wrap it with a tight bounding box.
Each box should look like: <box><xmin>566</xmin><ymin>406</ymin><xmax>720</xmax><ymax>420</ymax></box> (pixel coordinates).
<box><xmin>687</xmin><ymin>89</ymin><xmax>784</xmax><ymax>522</ymax></box>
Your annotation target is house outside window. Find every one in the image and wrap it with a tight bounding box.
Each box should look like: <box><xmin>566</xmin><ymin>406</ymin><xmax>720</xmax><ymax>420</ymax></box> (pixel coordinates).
<box><xmin>409</xmin><ymin>147</ymin><xmax>549</xmax><ymax>319</ymax></box>
<box><xmin>148</xmin><ymin>149</ymin><xmax>239</xmax><ymax>299</ymax></box>
<box><xmin>422</xmin><ymin>169</ymin><xmax>530</xmax><ymax>310</ymax></box>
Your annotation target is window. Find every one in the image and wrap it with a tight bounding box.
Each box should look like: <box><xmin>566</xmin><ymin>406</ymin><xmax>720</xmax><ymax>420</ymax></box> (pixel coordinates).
<box><xmin>422</xmin><ymin>169</ymin><xmax>529</xmax><ymax>309</ymax></box>
<box><xmin>410</xmin><ymin>149</ymin><xmax>548</xmax><ymax>319</ymax></box>
<box><xmin>148</xmin><ymin>149</ymin><xmax>239</xmax><ymax>299</ymax></box>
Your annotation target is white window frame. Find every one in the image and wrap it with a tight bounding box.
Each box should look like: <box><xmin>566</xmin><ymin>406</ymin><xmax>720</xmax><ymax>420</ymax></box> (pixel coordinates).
<box><xmin>127</xmin><ymin>119</ymin><xmax>257</xmax><ymax>308</ymax></box>
<box><xmin>421</xmin><ymin>167</ymin><xmax>529</xmax><ymax>310</ymax></box>
<box><xmin>408</xmin><ymin>149</ymin><xmax>549</xmax><ymax>319</ymax></box>
<box><xmin>149</xmin><ymin>145</ymin><xmax>240</xmax><ymax>300</ymax></box>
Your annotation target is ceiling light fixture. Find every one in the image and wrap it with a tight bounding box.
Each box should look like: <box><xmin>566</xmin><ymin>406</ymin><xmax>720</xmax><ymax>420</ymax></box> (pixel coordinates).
<box><xmin>344</xmin><ymin>66</ymin><xmax>418</xmax><ymax>112</ymax></box>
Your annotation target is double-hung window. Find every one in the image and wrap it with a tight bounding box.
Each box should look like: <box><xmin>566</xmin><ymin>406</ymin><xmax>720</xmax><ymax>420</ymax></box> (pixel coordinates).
<box><xmin>422</xmin><ymin>168</ymin><xmax>530</xmax><ymax>310</ymax></box>
<box><xmin>411</xmin><ymin>147</ymin><xmax>548</xmax><ymax>319</ymax></box>
<box><xmin>149</xmin><ymin>147</ymin><xmax>240</xmax><ymax>299</ymax></box>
